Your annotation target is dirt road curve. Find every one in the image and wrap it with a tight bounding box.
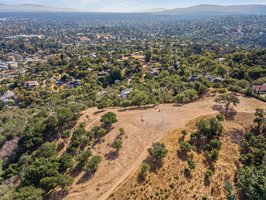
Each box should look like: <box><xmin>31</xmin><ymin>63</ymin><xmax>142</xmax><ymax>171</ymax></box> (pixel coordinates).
<box><xmin>59</xmin><ymin>96</ymin><xmax>265</xmax><ymax>200</ymax></box>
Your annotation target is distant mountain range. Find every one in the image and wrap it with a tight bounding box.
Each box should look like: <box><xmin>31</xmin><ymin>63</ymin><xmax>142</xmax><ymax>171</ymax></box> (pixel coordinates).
<box><xmin>158</xmin><ymin>4</ymin><xmax>266</xmax><ymax>15</ymax></box>
<box><xmin>0</xmin><ymin>4</ymin><xmax>78</xmax><ymax>12</ymax></box>
<box><xmin>0</xmin><ymin>4</ymin><xmax>266</xmax><ymax>15</ymax></box>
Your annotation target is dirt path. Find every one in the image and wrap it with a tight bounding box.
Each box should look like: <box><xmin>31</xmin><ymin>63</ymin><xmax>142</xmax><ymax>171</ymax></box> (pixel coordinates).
<box><xmin>60</xmin><ymin>96</ymin><xmax>265</xmax><ymax>200</ymax></box>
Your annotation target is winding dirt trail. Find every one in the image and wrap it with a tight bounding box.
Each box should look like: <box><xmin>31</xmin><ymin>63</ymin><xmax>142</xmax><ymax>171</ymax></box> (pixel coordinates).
<box><xmin>58</xmin><ymin>95</ymin><xmax>265</xmax><ymax>200</ymax></box>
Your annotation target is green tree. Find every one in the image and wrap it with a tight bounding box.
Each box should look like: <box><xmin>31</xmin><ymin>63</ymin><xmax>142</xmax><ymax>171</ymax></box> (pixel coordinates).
<box><xmin>23</xmin><ymin>158</ymin><xmax>59</xmax><ymax>187</ymax></box>
<box><xmin>76</xmin><ymin>150</ymin><xmax>92</xmax><ymax>167</ymax></box>
<box><xmin>183</xmin><ymin>89</ymin><xmax>199</xmax><ymax>102</ymax></box>
<box><xmin>215</xmin><ymin>93</ymin><xmax>240</xmax><ymax>113</ymax></box>
<box><xmin>209</xmin><ymin>149</ymin><xmax>219</xmax><ymax>161</ymax></box>
<box><xmin>176</xmin><ymin>93</ymin><xmax>188</xmax><ymax>104</ymax></box>
<box><xmin>57</xmin><ymin>107</ymin><xmax>77</xmax><ymax>126</ymax></box>
<box><xmin>196</xmin><ymin>117</ymin><xmax>223</xmax><ymax>140</ymax></box>
<box><xmin>224</xmin><ymin>181</ymin><xmax>236</xmax><ymax>200</ymax></box>
<box><xmin>130</xmin><ymin>90</ymin><xmax>148</xmax><ymax>108</ymax></box>
<box><xmin>0</xmin><ymin>100</ymin><xmax>6</xmax><ymax>111</ymax></box>
<box><xmin>108</xmin><ymin>67</ymin><xmax>123</xmax><ymax>84</ymax></box>
<box><xmin>13</xmin><ymin>186</ymin><xmax>44</xmax><ymax>200</ymax></box>
<box><xmin>40</xmin><ymin>174</ymin><xmax>73</xmax><ymax>191</ymax></box>
<box><xmin>84</xmin><ymin>155</ymin><xmax>102</xmax><ymax>171</ymax></box>
<box><xmin>140</xmin><ymin>162</ymin><xmax>150</xmax><ymax>178</ymax></box>
<box><xmin>58</xmin><ymin>153</ymin><xmax>73</xmax><ymax>172</ymax></box>
<box><xmin>0</xmin><ymin>184</ymin><xmax>14</xmax><ymax>200</ymax></box>
<box><xmin>179</xmin><ymin>141</ymin><xmax>193</xmax><ymax>154</ymax></box>
<box><xmin>148</xmin><ymin>142</ymin><xmax>168</xmax><ymax>162</ymax></box>
<box><xmin>145</xmin><ymin>51</ymin><xmax>152</xmax><ymax>63</ymax></box>
<box><xmin>181</xmin><ymin>130</ymin><xmax>188</xmax><ymax>137</ymax></box>
<box><xmin>97</xmin><ymin>100</ymin><xmax>109</xmax><ymax>111</ymax></box>
<box><xmin>34</xmin><ymin>142</ymin><xmax>57</xmax><ymax>158</ymax></box>
<box><xmin>61</xmin><ymin>130</ymin><xmax>71</xmax><ymax>139</ymax></box>
<box><xmin>204</xmin><ymin>169</ymin><xmax>213</xmax><ymax>181</ymax></box>
<box><xmin>112</xmin><ymin>138</ymin><xmax>123</xmax><ymax>152</ymax></box>
<box><xmin>254</xmin><ymin>108</ymin><xmax>265</xmax><ymax>132</ymax></box>
<box><xmin>45</xmin><ymin>115</ymin><xmax>58</xmax><ymax>133</ymax></box>
<box><xmin>187</xmin><ymin>158</ymin><xmax>196</xmax><ymax>170</ymax></box>
<box><xmin>100</xmin><ymin>112</ymin><xmax>117</xmax><ymax>126</ymax></box>
<box><xmin>120</xmin><ymin>100</ymin><xmax>131</xmax><ymax>110</ymax></box>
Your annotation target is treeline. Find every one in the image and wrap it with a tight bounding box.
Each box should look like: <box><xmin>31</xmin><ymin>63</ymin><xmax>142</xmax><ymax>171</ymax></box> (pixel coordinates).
<box><xmin>236</xmin><ymin>109</ymin><xmax>266</xmax><ymax>200</ymax></box>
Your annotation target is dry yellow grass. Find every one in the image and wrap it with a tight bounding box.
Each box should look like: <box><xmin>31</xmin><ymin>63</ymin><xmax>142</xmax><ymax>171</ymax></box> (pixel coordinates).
<box><xmin>51</xmin><ymin>95</ymin><xmax>265</xmax><ymax>200</ymax></box>
<box><xmin>109</xmin><ymin>113</ymin><xmax>254</xmax><ymax>200</ymax></box>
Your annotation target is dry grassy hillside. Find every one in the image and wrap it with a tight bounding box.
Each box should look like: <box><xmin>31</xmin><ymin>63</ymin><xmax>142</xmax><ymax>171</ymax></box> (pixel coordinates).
<box><xmin>109</xmin><ymin>113</ymin><xmax>255</xmax><ymax>200</ymax></box>
<box><xmin>51</xmin><ymin>95</ymin><xmax>265</xmax><ymax>200</ymax></box>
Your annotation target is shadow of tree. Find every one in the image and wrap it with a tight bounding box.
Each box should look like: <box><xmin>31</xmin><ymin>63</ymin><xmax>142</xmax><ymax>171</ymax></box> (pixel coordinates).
<box><xmin>212</xmin><ymin>104</ymin><xmax>237</xmax><ymax>121</ymax></box>
<box><xmin>173</xmin><ymin>104</ymin><xmax>183</xmax><ymax>107</ymax></box>
<box><xmin>93</xmin><ymin>110</ymin><xmax>105</xmax><ymax>115</ymax></box>
<box><xmin>105</xmin><ymin>151</ymin><xmax>119</xmax><ymax>161</ymax></box>
<box><xmin>137</xmin><ymin>173</ymin><xmax>146</xmax><ymax>184</ymax></box>
<box><xmin>70</xmin><ymin>165</ymin><xmax>83</xmax><ymax>178</ymax></box>
<box><xmin>117</xmin><ymin>104</ymin><xmax>156</xmax><ymax>112</ymax></box>
<box><xmin>77</xmin><ymin>170</ymin><xmax>96</xmax><ymax>184</ymax></box>
<box><xmin>212</xmin><ymin>104</ymin><xmax>224</xmax><ymax>112</ymax></box>
<box><xmin>45</xmin><ymin>188</ymin><xmax>69</xmax><ymax>200</ymax></box>
<box><xmin>184</xmin><ymin>168</ymin><xmax>193</xmax><ymax>179</ymax></box>
<box><xmin>204</xmin><ymin>176</ymin><xmax>211</xmax><ymax>186</ymax></box>
<box><xmin>176</xmin><ymin>150</ymin><xmax>188</xmax><ymax>161</ymax></box>
<box><xmin>224</xmin><ymin>109</ymin><xmax>237</xmax><ymax>121</ymax></box>
<box><xmin>229</xmin><ymin>128</ymin><xmax>245</xmax><ymax>145</ymax></box>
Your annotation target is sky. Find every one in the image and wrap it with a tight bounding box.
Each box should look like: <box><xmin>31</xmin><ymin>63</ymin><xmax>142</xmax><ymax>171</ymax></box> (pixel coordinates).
<box><xmin>1</xmin><ymin>0</ymin><xmax>266</xmax><ymax>12</ymax></box>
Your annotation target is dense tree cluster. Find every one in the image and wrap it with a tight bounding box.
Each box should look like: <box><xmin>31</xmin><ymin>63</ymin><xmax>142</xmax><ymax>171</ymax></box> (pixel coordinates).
<box><xmin>237</xmin><ymin>109</ymin><xmax>266</xmax><ymax>200</ymax></box>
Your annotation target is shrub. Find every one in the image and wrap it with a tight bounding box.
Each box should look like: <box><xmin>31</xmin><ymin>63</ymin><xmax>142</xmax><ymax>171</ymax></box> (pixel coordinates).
<box><xmin>209</xmin><ymin>149</ymin><xmax>219</xmax><ymax>161</ymax></box>
<box><xmin>84</xmin><ymin>155</ymin><xmax>102</xmax><ymax>171</ymax></box>
<box><xmin>119</xmin><ymin>128</ymin><xmax>125</xmax><ymax>135</ymax></box>
<box><xmin>140</xmin><ymin>162</ymin><xmax>150</xmax><ymax>178</ymax></box>
<box><xmin>148</xmin><ymin>142</ymin><xmax>168</xmax><ymax>162</ymax></box>
<box><xmin>76</xmin><ymin>150</ymin><xmax>92</xmax><ymax>167</ymax></box>
<box><xmin>13</xmin><ymin>186</ymin><xmax>44</xmax><ymax>200</ymax></box>
<box><xmin>181</xmin><ymin>130</ymin><xmax>188</xmax><ymax>137</ymax></box>
<box><xmin>100</xmin><ymin>112</ymin><xmax>117</xmax><ymax>125</ymax></box>
<box><xmin>196</xmin><ymin>117</ymin><xmax>223</xmax><ymax>140</ymax></box>
<box><xmin>61</xmin><ymin>130</ymin><xmax>71</xmax><ymax>139</ymax></box>
<box><xmin>179</xmin><ymin>141</ymin><xmax>193</xmax><ymax>154</ymax></box>
<box><xmin>58</xmin><ymin>153</ymin><xmax>73</xmax><ymax>172</ymax></box>
<box><xmin>112</xmin><ymin>138</ymin><xmax>123</xmax><ymax>152</ymax></box>
<box><xmin>216</xmin><ymin>114</ymin><xmax>224</xmax><ymax>121</ymax></box>
<box><xmin>204</xmin><ymin>169</ymin><xmax>213</xmax><ymax>180</ymax></box>
<box><xmin>187</xmin><ymin>158</ymin><xmax>196</xmax><ymax>170</ymax></box>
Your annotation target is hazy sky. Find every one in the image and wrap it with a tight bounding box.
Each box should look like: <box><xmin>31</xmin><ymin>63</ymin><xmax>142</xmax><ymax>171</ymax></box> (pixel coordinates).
<box><xmin>2</xmin><ymin>0</ymin><xmax>266</xmax><ymax>12</ymax></box>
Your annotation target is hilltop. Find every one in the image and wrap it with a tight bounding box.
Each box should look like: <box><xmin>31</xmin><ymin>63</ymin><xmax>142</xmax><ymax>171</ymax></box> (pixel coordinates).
<box><xmin>158</xmin><ymin>4</ymin><xmax>266</xmax><ymax>15</ymax></box>
<box><xmin>49</xmin><ymin>95</ymin><xmax>265</xmax><ymax>200</ymax></box>
<box><xmin>0</xmin><ymin>4</ymin><xmax>78</xmax><ymax>12</ymax></box>
<box><xmin>1</xmin><ymin>4</ymin><xmax>266</xmax><ymax>14</ymax></box>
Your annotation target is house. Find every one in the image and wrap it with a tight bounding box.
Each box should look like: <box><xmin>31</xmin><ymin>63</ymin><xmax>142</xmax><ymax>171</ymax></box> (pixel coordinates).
<box><xmin>148</xmin><ymin>68</ymin><xmax>160</xmax><ymax>76</ymax></box>
<box><xmin>0</xmin><ymin>90</ymin><xmax>17</xmax><ymax>106</ymax></box>
<box><xmin>218</xmin><ymin>58</ymin><xmax>225</xmax><ymax>62</ymax></box>
<box><xmin>70</xmin><ymin>79</ymin><xmax>81</xmax><ymax>88</ymax></box>
<box><xmin>212</xmin><ymin>78</ymin><xmax>225</xmax><ymax>83</ymax></box>
<box><xmin>24</xmin><ymin>81</ymin><xmax>39</xmax><ymax>88</ymax></box>
<box><xmin>121</xmin><ymin>88</ymin><xmax>133</xmax><ymax>98</ymax></box>
<box><xmin>189</xmin><ymin>75</ymin><xmax>200</xmax><ymax>82</ymax></box>
<box><xmin>205</xmin><ymin>75</ymin><xmax>213</xmax><ymax>81</ymax></box>
<box><xmin>252</xmin><ymin>83</ymin><xmax>266</xmax><ymax>94</ymax></box>
<box><xmin>98</xmin><ymin>71</ymin><xmax>109</xmax><ymax>77</ymax></box>
<box><xmin>0</xmin><ymin>63</ymin><xmax>9</xmax><ymax>70</ymax></box>
<box><xmin>6</xmin><ymin>61</ymin><xmax>18</xmax><ymax>69</ymax></box>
